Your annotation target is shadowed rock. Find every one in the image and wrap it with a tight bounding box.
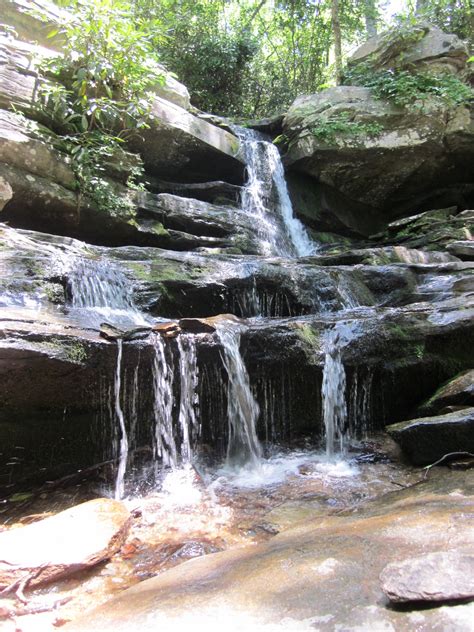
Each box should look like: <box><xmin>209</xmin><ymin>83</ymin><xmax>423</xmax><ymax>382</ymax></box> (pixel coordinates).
<box><xmin>386</xmin><ymin>408</ymin><xmax>474</xmax><ymax>465</ymax></box>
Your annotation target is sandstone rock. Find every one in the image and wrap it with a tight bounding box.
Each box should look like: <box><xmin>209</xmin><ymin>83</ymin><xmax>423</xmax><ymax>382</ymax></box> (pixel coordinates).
<box><xmin>283</xmin><ymin>85</ymin><xmax>474</xmax><ymax>224</ymax></box>
<box><xmin>386</xmin><ymin>408</ymin><xmax>474</xmax><ymax>465</ymax></box>
<box><xmin>0</xmin><ymin>0</ymin><xmax>69</xmax><ymax>51</ymax></box>
<box><xmin>380</xmin><ymin>550</ymin><xmax>474</xmax><ymax>603</ymax></box>
<box><xmin>128</xmin><ymin>96</ymin><xmax>244</xmax><ymax>184</ymax></box>
<box><xmin>150</xmin><ymin>179</ymin><xmax>241</xmax><ymax>207</ymax></box>
<box><xmin>153</xmin><ymin>321</ymin><xmax>181</xmax><ymax>338</ymax></box>
<box><xmin>350</xmin><ymin>23</ymin><xmax>469</xmax><ymax>76</ymax></box>
<box><xmin>419</xmin><ymin>370</ymin><xmax>474</xmax><ymax>415</ymax></box>
<box><xmin>0</xmin><ymin>498</ymin><xmax>130</xmax><ymax>587</ymax></box>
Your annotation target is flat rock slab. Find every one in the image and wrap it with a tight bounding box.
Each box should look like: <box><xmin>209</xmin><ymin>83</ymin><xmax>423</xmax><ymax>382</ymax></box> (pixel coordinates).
<box><xmin>63</xmin><ymin>471</ymin><xmax>474</xmax><ymax>632</ymax></box>
<box><xmin>0</xmin><ymin>498</ymin><xmax>130</xmax><ymax>587</ymax></box>
<box><xmin>381</xmin><ymin>550</ymin><xmax>474</xmax><ymax>604</ymax></box>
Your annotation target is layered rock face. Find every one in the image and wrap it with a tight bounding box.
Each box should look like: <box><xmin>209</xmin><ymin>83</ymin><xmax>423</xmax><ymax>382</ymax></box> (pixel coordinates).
<box><xmin>282</xmin><ymin>24</ymin><xmax>473</xmax><ymax>236</ymax></box>
<box><xmin>0</xmin><ymin>1</ymin><xmax>473</xmax><ymax>495</ymax></box>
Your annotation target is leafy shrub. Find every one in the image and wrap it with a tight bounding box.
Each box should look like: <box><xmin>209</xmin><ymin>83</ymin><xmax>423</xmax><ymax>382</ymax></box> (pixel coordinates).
<box><xmin>310</xmin><ymin>112</ymin><xmax>384</xmax><ymax>143</ymax></box>
<box><xmin>35</xmin><ymin>0</ymin><xmax>161</xmax><ymax>214</ymax></box>
<box><xmin>345</xmin><ymin>66</ymin><xmax>473</xmax><ymax>109</ymax></box>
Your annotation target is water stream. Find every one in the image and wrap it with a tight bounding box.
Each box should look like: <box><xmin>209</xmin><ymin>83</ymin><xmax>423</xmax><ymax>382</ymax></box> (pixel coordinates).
<box><xmin>236</xmin><ymin>128</ymin><xmax>315</xmax><ymax>258</ymax></box>
<box><xmin>114</xmin><ymin>340</ymin><xmax>129</xmax><ymax>500</ymax></box>
<box><xmin>215</xmin><ymin>321</ymin><xmax>263</xmax><ymax>468</ymax></box>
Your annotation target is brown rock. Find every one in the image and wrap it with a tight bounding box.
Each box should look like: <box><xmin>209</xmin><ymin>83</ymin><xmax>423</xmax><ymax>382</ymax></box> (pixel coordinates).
<box><xmin>380</xmin><ymin>550</ymin><xmax>474</xmax><ymax>603</ymax></box>
<box><xmin>153</xmin><ymin>321</ymin><xmax>181</xmax><ymax>338</ymax></box>
<box><xmin>0</xmin><ymin>498</ymin><xmax>130</xmax><ymax>587</ymax></box>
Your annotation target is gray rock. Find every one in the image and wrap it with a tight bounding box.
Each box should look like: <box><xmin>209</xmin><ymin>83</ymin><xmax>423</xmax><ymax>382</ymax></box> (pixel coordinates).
<box><xmin>419</xmin><ymin>369</ymin><xmax>474</xmax><ymax>415</ymax></box>
<box><xmin>380</xmin><ymin>550</ymin><xmax>474</xmax><ymax>603</ymax></box>
<box><xmin>386</xmin><ymin>408</ymin><xmax>474</xmax><ymax>465</ymax></box>
<box><xmin>447</xmin><ymin>240</ymin><xmax>474</xmax><ymax>261</ymax></box>
<box><xmin>283</xmin><ymin>85</ymin><xmax>474</xmax><ymax>224</ymax></box>
<box><xmin>127</xmin><ymin>96</ymin><xmax>244</xmax><ymax>184</ymax></box>
<box><xmin>350</xmin><ymin>23</ymin><xmax>469</xmax><ymax>76</ymax></box>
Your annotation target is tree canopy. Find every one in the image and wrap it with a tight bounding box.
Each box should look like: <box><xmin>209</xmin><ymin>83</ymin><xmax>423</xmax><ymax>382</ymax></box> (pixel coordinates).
<box><xmin>53</xmin><ymin>0</ymin><xmax>474</xmax><ymax>119</ymax></box>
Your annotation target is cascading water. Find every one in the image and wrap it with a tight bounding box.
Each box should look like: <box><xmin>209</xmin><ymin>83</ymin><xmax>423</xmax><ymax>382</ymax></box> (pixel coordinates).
<box><xmin>236</xmin><ymin>128</ymin><xmax>315</xmax><ymax>258</ymax></box>
<box><xmin>67</xmin><ymin>257</ymin><xmax>149</xmax><ymax>328</ymax></box>
<box><xmin>114</xmin><ymin>339</ymin><xmax>129</xmax><ymax>499</ymax></box>
<box><xmin>321</xmin><ymin>327</ymin><xmax>348</xmax><ymax>456</ymax></box>
<box><xmin>152</xmin><ymin>333</ymin><xmax>176</xmax><ymax>470</ymax></box>
<box><xmin>176</xmin><ymin>334</ymin><xmax>200</xmax><ymax>462</ymax></box>
<box><xmin>215</xmin><ymin>321</ymin><xmax>262</xmax><ymax>467</ymax></box>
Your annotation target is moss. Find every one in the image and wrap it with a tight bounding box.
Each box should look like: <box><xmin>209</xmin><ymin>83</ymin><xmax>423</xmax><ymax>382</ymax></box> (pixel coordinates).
<box><xmin>293</xmin><ymin>323</ymin><xmax>320</xmax><ymax>352</ymax></box>
<box><xmin>65</xmin><ymin>341</ymin><xmax>88</xmax><ymax>364</ymax></box>
<box><xmin>386</xmin><ymin>323</ymin><xmax>411</xmax><ymax>341</ymax></box>
<box><xmin>42</xmin><ymin>282</ymin><xmax>65</xmax><ymax>304</ymax></box>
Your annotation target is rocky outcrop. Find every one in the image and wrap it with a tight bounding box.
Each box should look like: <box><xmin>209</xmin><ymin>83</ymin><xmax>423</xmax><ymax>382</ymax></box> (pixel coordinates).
<box><xmin>0</xmin><ymin>498</ymin><xmax>130</xmax><ymax>587</ymax></box>
<box><xmin>283</xmin><ymin>25</ymin><xmax>473</xmax><ymax>233</ymax></box>
<box><xmin>380</xmin><ymin>550</ymin><xmax>474</xmax><ymax>603</ymax></box>
<box><xmin>0</xmin><ymin>1</ymin><xmax>244</xmax><ymax>248</ymax></box>
<box><xmin>386</xmin><ymin>408</ymin><xmax>474</xmax><ymax>465</ymax></box>
<box><xmin>349</xmin><ymin>23</ymin><xmax>469</xmax><ymax>76</ymax></box>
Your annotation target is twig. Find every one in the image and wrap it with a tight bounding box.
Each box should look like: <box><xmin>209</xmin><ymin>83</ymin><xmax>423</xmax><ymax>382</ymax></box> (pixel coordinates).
<box><xmin>0</xmin><ymin>563</ymin><xmax>50</xmax><ymax>604</ymax></box>
<box><xmin>422</xmin><ymin>452</ymin><xmax>474</xmax><ymax>479</ymax></box>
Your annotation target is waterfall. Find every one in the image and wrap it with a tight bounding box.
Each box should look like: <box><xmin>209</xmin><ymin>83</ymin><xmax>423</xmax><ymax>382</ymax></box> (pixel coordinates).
<box><xmin>152</xmin><ymin>334</ymin><xmax>176</xmax><ymax>469</ymax></box>
<box><xmin>68</xmin><ymin>257</ymin><xmax>149</xmax><ymax>328</ymax></box>
<box><xmin>114</xmin><ymin>340</ymin><xmax>129</xmax><ymax>499</ymax></box>
<box><xmin>215</xmin><ymin>321</ymin><xmax>262</xmax><ymax>467</ymax></box>
<box><xmin>322</xmin><ymin>328</ymin><xmax>348</xmax><ymax>456</ymax></box>
<box><xmin>177</xmin><ymin>334</ymin><xmax>200</xmax><ymax>462</ymax></box>
<box><xmin>236</xmin><ymin>128</ymin><xmax>315</xmax><ymax>258</ymax></box>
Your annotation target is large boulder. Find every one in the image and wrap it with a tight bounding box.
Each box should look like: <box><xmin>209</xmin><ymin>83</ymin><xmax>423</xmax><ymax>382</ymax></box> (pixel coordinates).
<box><xmin>350</xmin><ymin>23</ymin><xmax>469</xmax><ymax>76</ymax></box>
<box><xmin>283</xmin><ymin>87</ymin><xmax>473</xmax><ymax>230</ymax></box>
<box><xmin>386</xmin><ymin>408</ymin><xmax>474</xmax><ymax>465</ymax></box>
<box><xmin>283</xmin><ymin>24</ymin><xmax>473</xmax><ymax>232</ymax></box>
<box><xmin>418</xmin><ymin>369</ymin><xmax>474</xmax><ymax>415</ymax></box>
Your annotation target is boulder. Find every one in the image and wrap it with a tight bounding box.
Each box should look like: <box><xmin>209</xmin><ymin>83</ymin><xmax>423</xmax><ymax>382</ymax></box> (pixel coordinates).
<box><xmin>150</xmin><ymin>179</ymin><xmax>241</xmax><ymax>207</ymax></box>
<box><xmin>373</xmin><ymin>207</ymin><xmax>474</xmax><ymax>252</ymax></box>
<box><xmin>0</xmin><ymin>498</ymin><xmax>130</xmax><ymax>587</ymax></box>
<box><xmin>0</xmin><ymin>0</ymin><xmax>69</xmax><ymax>51</ymax></box>
<box><xmin>349</xmin><ymin>23</ymin><xmax>469</xmax><ymax>76</ymax></box>
<box><xmin>386</xmin><ymin>408</ymin><xmax>474</xmax><ymax>465</ymax></box>
<box><xmin>380</xmin><ymin>550</ymin><xmax>474</xmax><ymax>603</ymax></box>
<box><xmin>283</xmin><ymin>86</ymin><xmax>474</xmax><ymax>226</ymax></box>
<box><xmin>127</xmin><ymin>96</ymin><xmax>244</xmax><ymax>184</ymax></box>
<box><xmin>419</xmin><ymin>369</ymin><xmax>474</xmax><ymax>415</ymax></box>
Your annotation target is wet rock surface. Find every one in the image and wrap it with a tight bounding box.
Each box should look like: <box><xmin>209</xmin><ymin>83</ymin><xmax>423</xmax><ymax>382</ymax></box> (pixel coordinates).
<box><xmin>62</xmin><ymin>470</ymin><xmax>474</xmax><ymax>632</ymax></box>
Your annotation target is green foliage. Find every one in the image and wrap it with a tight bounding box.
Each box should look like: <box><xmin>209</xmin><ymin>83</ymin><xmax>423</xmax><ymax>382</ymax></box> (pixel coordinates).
<box><xmin>36</xmin><ymin>0</ymin><xmax>161</xmax><ymax>214</ymax></box>
<box><xmin>310</xmin><ymin>112</ymin><xmax>383</xmax><ymax>143</ymax></box>
<box><xmin>345</xmin><ymin>66</ymin><xmax>473</xmax><ymax>109</ymax></box>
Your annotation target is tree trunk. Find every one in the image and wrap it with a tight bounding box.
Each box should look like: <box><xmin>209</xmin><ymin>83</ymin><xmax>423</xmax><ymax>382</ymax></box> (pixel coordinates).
<box><xmin>331</xmin><ymin>0</ymin><xmax>342</xmax><ymax>85</ymax></box>
<box><xmin>364</xmin><ymin>0</ymin><xmax>377</xmax><ymax>37</ymax></box>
